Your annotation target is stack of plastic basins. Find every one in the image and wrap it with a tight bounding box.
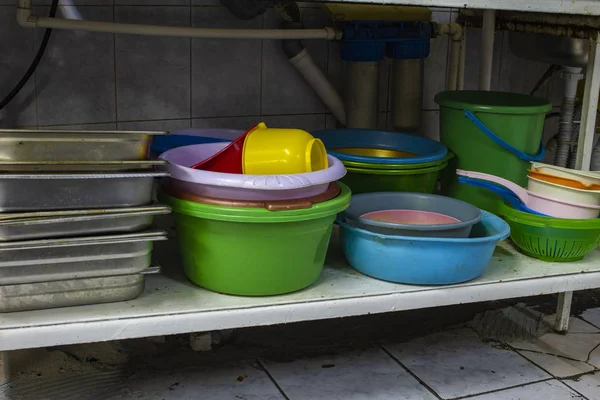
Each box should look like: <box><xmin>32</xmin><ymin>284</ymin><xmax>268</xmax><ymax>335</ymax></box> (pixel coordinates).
<box><xmin>312</xmin><ymin>129</ymin><xmax>450</xmax><ymax>194</ymax></box>
<box><xmin>158</xmin><ymin>139</ymin><xmax>350</xmax><ymax>296</ymax></box>
<box><xmin>435</xmin><ymin>91</ymin><xmax>552</xmax><ymax>214</ymax></box>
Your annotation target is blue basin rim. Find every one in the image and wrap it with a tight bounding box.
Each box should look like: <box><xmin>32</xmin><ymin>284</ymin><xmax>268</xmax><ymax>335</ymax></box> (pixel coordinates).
<box><xmin>312</xmin><ymin>129</ymin><xmax>448</xmax><ymax>165</ymax></box>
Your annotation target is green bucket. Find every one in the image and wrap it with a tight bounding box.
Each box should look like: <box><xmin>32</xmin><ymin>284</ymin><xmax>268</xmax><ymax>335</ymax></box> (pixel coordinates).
<box><xmin>435</xmin><ymin>91</ymin><xmax>552</xmax><ymax>214</ymax></box>
<box><xmin>341</xmin><ymin>162</ymin><xmax>448</xmax><ymax>195</ymax></box>
<box><xmin>160</xmin><ymin>183</ymin><xmax>351</xmax><ymax>296</ymax></box>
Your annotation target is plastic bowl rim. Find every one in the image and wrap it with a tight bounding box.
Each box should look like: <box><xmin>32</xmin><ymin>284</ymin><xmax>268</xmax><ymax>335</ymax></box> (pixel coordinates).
<box><xmin>336</xmin><ymin>209</ymin><xmax>510</xmax><ymax>243</ymax></box>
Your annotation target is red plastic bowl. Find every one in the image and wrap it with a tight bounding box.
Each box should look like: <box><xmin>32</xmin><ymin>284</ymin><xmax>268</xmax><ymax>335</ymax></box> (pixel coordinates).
<box><xmin>191</xmin><ymin>124</ymin><xmax>258</xmax><ymax>173</ymax></box>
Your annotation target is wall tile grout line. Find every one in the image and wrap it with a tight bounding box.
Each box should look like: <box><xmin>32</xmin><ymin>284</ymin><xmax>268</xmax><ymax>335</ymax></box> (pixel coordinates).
<box><xmin>32</xmin><ymin>17</ymin><xmax>40</xmax><ymax>129</ymax></box>
<box><xmin>188</xmin><ymin>0</ymin><xmax>192</xmax><ymax>126</ymax></box>
<box><xmin>112</xmin><ymin>3</ymin><xmax>119</xmax><ymax>127</ymax></box>
<box><xmin>377</xmin><ymin>343</ymin><xmax>444</xmax><ymax>400</ymax></box>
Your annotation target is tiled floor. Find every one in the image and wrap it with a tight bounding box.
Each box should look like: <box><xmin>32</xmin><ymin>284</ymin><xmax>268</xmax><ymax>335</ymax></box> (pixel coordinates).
<box><xmin>4</xmin><ymin>307</ymin><xmax>600</xmax><ymax>400</ymax></box>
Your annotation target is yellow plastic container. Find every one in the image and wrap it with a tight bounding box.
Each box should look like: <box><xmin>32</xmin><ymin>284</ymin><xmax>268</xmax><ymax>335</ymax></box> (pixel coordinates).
<box><xmin>242</xmin><ymin>122</ymin><xmax>328</xmax><ymax>175</ymax></box>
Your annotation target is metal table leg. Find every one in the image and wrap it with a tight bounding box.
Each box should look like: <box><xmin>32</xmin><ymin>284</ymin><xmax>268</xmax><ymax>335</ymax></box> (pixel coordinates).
<box><xmin>555</xmin><ymin>292</ymin><xmax>573</xmax><ymax>332</ymax></box>
<box><xmin>556</xmin><ymin>32</ymin><xmax>600</xmax><ymax>333</ymax></box>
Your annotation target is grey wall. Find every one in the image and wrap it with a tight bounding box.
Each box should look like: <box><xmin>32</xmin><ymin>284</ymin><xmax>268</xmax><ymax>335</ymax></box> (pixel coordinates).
<box><xmin>0</xmin><ymin>1</ymin><xmax>563</xmax><ymax>139</ymax></box>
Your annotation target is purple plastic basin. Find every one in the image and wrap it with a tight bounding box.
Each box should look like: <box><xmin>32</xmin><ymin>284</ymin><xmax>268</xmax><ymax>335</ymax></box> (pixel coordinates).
<box><xmin>159</xmin><ymin>142</ymin><xmax>347</xmax><ymax>201</ymax></box>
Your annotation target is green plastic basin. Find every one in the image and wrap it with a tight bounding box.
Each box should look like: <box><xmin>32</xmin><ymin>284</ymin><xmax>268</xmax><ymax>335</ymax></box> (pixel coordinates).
<box><xmin>161</xmin><ymin>182</ymin><xmax>351</xmax><ymax>296</ymax></box>
<box><xmin>341</xmin><ymin>162</ymin><xmax>448</xmax><ymax>195</ymax></box>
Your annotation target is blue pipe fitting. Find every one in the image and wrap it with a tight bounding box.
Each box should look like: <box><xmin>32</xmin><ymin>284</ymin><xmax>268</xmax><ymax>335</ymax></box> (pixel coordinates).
<box><xmin>339</xmin><ymin>21</ymin><xmax>433</xmax><ymax>62</ymax></box>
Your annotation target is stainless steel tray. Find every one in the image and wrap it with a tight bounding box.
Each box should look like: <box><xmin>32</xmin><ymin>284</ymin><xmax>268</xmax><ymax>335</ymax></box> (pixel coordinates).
<box><xmin>0</xmin><ymin>160</ymin><xmax>167</xmax><ymax>172</ymax></box>
<box><xmin>0</xmin><ymin>230</ymin><xmax>167</xmax><ymax>285</ymax></box>
<box><xmin>0</xmin><ymin>267</ymin><xmax>159</xmax><ymax>313</ymax></box>
<box><xmin>0</xmin><ymin>204</ymin><xmax>170</xmax><ymax>220</ymax></box>
<box><xmin>0</xmin><ymin>206</ymin><xmax>171</xmax><ymax>241</ymax></box>
<box><xmin>0</xmin><ymin>172</ymin><xmax>168</xmax><ymax>211</ymax></box>
<box><xmin>0</xmin><ymin>129</ymin><xmax>167</xmax><ymax>162</ymax></box>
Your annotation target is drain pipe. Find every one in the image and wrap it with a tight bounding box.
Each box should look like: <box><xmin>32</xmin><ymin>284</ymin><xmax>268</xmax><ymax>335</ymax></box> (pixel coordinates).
<box><xmin>555</xmin><ymin>66</ymin><xmax>583</xmax><ymax>167</ymax></box>
<box><xmin>284</xmin><ymin>27</ymin><xmax>346</xmax><ymax>125</ymax></box>
<box><xmin>436</xmin><ymin>22</ymin><xmax>463</xmax><ymax>91</ymax></box>
<box><xmin>478</xmin><ymin>10</ymin><xmax>495</xmax><ymax>91</ymax></box>
<box><xmin>388</xmin><ymin>21</ymin><xmax>435</xmax><ymax>133</ymax></box>
<box><xmin>280</xmin><ymin>3</ymin><xmax>346</xmax><ymax>126</ymax></box>
<box><xmin>391</xmin><ymin>59</ymin><xmax>423</xmax><ymax>133</ymax></box>
<box><xmin>16</xmin><ymin>0</ymin><xmax>340</xmax><ymax>40</ymax></box>
<box><xmin>346</xmin><ymin>62</ymin><xmax>380</xmax><ymax>129</ymax></box>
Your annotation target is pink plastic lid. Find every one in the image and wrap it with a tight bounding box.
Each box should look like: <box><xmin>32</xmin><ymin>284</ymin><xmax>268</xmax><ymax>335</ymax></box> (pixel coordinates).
<box><xmin>360</xmin><ymin>209</ymin><xmax>461</xmax><ymax>226</ymax></box>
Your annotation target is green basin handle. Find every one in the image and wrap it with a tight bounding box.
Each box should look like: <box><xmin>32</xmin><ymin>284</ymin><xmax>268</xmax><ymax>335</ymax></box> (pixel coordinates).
<box><xmin>464</xmin><ymin>110</ymin><xmax>545</xmax><ymax>162</ymax></box>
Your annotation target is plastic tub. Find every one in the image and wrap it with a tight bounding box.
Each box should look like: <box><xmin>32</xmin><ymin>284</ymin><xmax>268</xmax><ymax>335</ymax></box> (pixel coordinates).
<box><xmin>312</xmin><ymin>129</ymin><xmax>448</xmax><ymax>165</ymax></box>
<box><xmin>342</xmin><ymin>192</ymin><xmax>481</xmax><ymax>237</ymax></box>
<box><xmin>341</xmin><ymin>153</ymin><xmax>453</xmax><ymax>170</ymax></box>
<box><xmin>530</xmin><ymin>162</ymin><xmax>600</xmax><ymax>190</ymax></box>
<box><xmin>159</xmin><ymin>142</ymin><xmax>346</xmax><ymax>201</ymax></box>
<box><xmin>341</xmin><ymin>162</ymin><xmax>448</xmax><ymax>195</ymax></box>
<box><xmin>338</xmin><ymin>210</ymin><xmax>509</xmax><ymax>285</ymax></box>
<box><xmin>499</xmin><ymin>202</ymin><xmax>600</xmax><ymax>262</ymax></box>
<box><xmin>161</xmin><ymin>182</ymin><xmax>351</xmax><ymax>296</ymax></box>
<box><xmin>527</xmin><ymin>176</ymin><xmax>600</xmax><ymax>206</ymax></box>
<box><xmin>435</xmin><ymin>91</ymin><xmax>552</xmax><ymax>213</ymax></box>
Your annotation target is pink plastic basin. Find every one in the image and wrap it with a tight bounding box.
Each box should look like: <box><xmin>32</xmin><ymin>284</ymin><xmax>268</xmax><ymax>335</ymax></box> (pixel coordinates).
<box><xmin>360</xmin><ymin>209</ymin><xmax>461</xmax><ymax>225</ymax></box>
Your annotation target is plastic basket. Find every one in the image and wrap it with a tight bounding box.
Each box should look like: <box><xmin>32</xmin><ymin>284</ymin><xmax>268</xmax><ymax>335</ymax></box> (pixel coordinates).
<box><xmin>498</xmin><ymin>202</ymin><xmax>600</xmax><ymax>262</ymax></box>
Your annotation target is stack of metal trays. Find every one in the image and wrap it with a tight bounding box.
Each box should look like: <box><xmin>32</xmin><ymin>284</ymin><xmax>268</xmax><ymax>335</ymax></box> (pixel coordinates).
<box><xmin>0</xmin><ymin>129</ymin><xmax>172</xmax><ymax>312</ymax></box>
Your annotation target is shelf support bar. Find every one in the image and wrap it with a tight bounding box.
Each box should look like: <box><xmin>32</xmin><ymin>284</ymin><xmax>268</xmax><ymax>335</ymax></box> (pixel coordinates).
<box><xmin>558</xmin><ymin>31</ymin><xmax>600</xmax><ymax>333</ymax></box>
<box><xmin>0</xmin><ymin>351</ymin><xmax>8</xmax><ymax>384</ymax></box>
<box><xmin>575</xmin><ymin>31</ymin><xmax>600</xmax><ymax>171</ymax></box>
<box><xmin>555</xmin><ymin>291</ymin><xmax>573</xmax><ymax>333</ymax></box>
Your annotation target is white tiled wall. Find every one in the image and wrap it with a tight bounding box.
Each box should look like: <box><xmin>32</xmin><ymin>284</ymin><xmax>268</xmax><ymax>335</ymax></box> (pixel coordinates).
<box><xmin>0</xmin><ymin>2</ymin><xmax>561</xmax><ymax>140</ymax></box>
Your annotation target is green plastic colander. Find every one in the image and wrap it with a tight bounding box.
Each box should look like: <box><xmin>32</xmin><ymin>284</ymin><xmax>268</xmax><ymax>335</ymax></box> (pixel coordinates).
<box><xmin>499</xmin><ymin>202</ymin><xmax>600</xmax><ymax>262</ymax></box>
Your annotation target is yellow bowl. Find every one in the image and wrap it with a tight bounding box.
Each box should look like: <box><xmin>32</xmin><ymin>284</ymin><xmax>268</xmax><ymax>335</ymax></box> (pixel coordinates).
<box><xmin>242</xmin><ymin>122</ymin><xmax>328</xmax><ymax>175</ymax></box>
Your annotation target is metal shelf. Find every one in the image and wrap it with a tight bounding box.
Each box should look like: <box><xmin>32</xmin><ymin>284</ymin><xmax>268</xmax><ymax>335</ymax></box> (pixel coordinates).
<box><xmin>310</xmin><ymin>0</ymin><xmax>600</xmax><ymax>16</ymax></box>
<box><xmin>2</xmin><ymin>235</ymin><xmax>600</xmax><ymax>352</ymax></box>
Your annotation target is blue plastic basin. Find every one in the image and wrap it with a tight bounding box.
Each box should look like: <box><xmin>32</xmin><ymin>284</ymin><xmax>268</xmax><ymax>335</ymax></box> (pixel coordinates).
<box><xmin>338</xmin><ymin>210</ymin><xmax>510</xmax><ymax>285</ymax></box>
<box><xmin>312</xmin><ymin>129</ymin><xmax>448</xmax><ymax>165</ymax></box>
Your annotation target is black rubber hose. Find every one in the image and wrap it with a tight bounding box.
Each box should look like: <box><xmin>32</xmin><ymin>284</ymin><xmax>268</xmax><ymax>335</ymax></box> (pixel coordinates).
<box><xmin>0</xmin><ymin>0</ymin><xmax>60</xmax><ymax>111</ymax></box>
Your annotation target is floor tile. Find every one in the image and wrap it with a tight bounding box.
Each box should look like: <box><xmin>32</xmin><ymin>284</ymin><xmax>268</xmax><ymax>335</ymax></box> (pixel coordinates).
<box><xmin>262</xmin><ymin>347</ymin><xmax>437</xmax><ymax>400</ymax></box>
<box><xmin>510</xmin><ymin>333</ymin><xmax>600</xmax><ymax>362</ymax></box>
<box><xmin>383</xmin><ymin>328</ymin><xmax>550</xmax><ymax>399</ymax></box>
<box><xmin>517</xmin><ymin>350</ymin><xmax>595</xmax><ymax>378</ymax></box>
<box><xmin>581</xmin><ymin>308</ymin><xmax>600</xmax><ymax>330</ymax></box>
<box><xmin>585</xmin><ymin>344</ymin><xmax>600</xmax><ymax>369</ymax></box>
<box><xmin>104</xmin><ymin>361</ymin><xmax>284</xmax><ymax>400</ymax></box>
<box><xmin>564</xmin><ymin>371</ymin><xmax>600</xmax><ymax>400</ymax></box>
<box><xmin>542</xmin><ymin>315</ymin><xmax>600</xmax><ymax>334</ymax></box>
<box><xmin>467</xmin><ymin>380</ymin><xmax>585</xmax><ymax>400</ymax></box>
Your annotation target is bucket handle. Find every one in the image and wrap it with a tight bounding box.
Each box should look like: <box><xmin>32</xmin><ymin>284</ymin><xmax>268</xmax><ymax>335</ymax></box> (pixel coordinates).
<box><xmin>463</xmin><ymin>110</ymin><xmax>545</xmax><ymax>162</ymax></box>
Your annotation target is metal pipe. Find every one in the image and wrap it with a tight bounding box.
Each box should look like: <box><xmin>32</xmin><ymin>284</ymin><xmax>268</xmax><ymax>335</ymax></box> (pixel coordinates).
<box><xmin>458</xmin><ymin>26</ymin><xmax>467</xmax><ymax>90</ymax></box>
<box><xmin>391</xmin><ymin>59</ymin><xmax>424</xmax><ymax>133</ymax></box>
<box><xmin>345</xmin><ymin>62</ymin><xmax>379</xmax><ymax>129</ymax></box>
<box><xmin>17</xmin><ymin>2</ymin><xmax>340</xmax><ymax>40</ymax></box>
<box><xmin>576</xmin><ymin>36</ymin><xmax>600</xmax><ymax>171</ymax></box>
<box><xmin>478</xmin><ymin>10</ymin><xmax>495</xmax><ymax>90</ymax></box>
<box><xmin>555</xmin><ymin>67</ymin><xmax>583</xmax><ymax>167</ymax></box>
<box><xmin>447</xmin><ymin>38</ymin><xmax>461</xmax><ymax>90</ymax></box>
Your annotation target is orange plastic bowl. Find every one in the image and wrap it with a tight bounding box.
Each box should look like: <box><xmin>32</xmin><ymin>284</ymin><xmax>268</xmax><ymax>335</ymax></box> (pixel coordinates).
<box><xmin>528</xmin><ymin>170</ymin><xmax>600</xmax><ymax>191</ymax></box>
